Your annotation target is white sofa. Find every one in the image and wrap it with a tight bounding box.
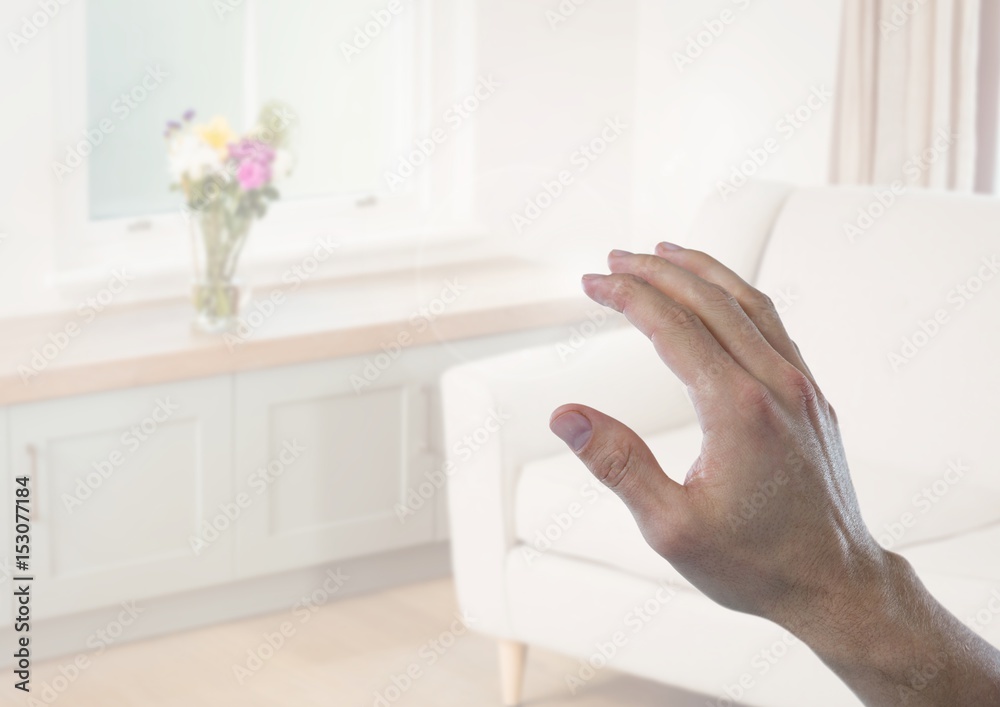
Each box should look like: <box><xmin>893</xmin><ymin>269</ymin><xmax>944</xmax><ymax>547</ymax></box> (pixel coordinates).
<box><xmin>441</xmin><ymin>182</ymin><xmax>1000</xmax><ymax>707</ymax></box>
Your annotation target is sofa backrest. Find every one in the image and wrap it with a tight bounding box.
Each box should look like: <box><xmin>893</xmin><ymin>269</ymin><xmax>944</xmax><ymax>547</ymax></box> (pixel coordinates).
<box><xmin>689</xmin><ymin>182</ymin><xmax>1000</xmax><ymax>489</ymax></box>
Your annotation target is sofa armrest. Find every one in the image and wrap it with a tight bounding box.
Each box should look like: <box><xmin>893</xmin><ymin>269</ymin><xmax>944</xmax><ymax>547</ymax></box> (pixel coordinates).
<box><xmin>441</xmin><ymin>325</ymin><xmax>696</xmax><ymax>637</ymax></box>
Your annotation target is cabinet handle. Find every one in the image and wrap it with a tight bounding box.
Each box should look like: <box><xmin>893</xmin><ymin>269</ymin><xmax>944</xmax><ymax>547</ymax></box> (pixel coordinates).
<box><xmin>26</xmin><ymin>444</ymin><xmax>40</xmax><ymax>523</ymax></box>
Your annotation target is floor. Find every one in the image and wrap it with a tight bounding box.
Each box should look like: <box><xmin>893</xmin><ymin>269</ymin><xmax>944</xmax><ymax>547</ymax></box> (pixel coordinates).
<box><xmin>5</xmin><ymin>579</ymin><xmax>725</xmax><ymax>707</ymax></box>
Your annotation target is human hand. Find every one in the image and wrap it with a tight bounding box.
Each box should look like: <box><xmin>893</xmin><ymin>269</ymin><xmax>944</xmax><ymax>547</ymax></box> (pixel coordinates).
<box><xmin>549</xmin><ymin>243</ymin><xmax>1000</xmax><ymax>705</ymax></box>
<box><xmin>549</xmin><ymin>243</ymin><xmax>882</xmax><ymax>624</ymax></box>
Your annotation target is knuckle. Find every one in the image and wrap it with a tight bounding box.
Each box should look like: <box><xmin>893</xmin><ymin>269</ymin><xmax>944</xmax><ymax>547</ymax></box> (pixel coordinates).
<box><xmin>591</xmin><ymin>442</ymin><xmax>637</xmax><ymax>491</ymax></box>
<box><xmin>756</xmin><ymin>292</ymin><xmax>776</xmax><ymax>311</ymax></box>
<box><xmin>614</xmin><ymin>272</ymin><xmax>646</xmax><ymax>291</ymax></box>
<box><xmin>746</xmin><ymin>290</ymin><xmax>779</xmax><ymax>323</ymax></box>
<box><xmin>781</xmin><ymin>367</ymin><xmax>818</xmax><ymax>404</ymax></box>
<box><xmin>608</xmin><ymin>273</ymin><xmax>645</xmax><ymax>303</ymax></box>
<box><xmin>629</xmin><ymin>254</ymin><xmax>660</xmax><ymax>276</ymax></box>
<box><xmin>736</xmin><ymin>379</ymin><xmax>777</xmax><ymax>415</ymax></box>
<box><xmin>750</xmin><ymin>290</ymin><xmax>776</xmax><ymax>312</ymax></box>
<box><xmin>657</xmin><ymin>301</ymin><xmax>699</xmax><ymax>330</ymax></box>
<box><xmin>702</xmin><ymin>282</ymin><xmax>739</xmax><ymax>310</ymax></box>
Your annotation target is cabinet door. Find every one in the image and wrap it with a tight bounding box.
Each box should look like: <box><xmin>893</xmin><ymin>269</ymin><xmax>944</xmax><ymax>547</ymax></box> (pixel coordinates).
<box><xmin>234</xmin><ymin>356</ymin><xmax>435</xmax><ymax>579</ymax></box>
<box><xmin>9</xmin><ymin>377</ymin><xmax>233</xmax><ymax>619</ymax></box>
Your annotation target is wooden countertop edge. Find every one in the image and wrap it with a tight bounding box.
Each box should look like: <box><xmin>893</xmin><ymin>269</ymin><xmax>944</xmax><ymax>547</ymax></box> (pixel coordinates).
<box><xmin>0</xmin><ymin>296</ymin><xmax>590</xmax><ymax>406</ymax></box>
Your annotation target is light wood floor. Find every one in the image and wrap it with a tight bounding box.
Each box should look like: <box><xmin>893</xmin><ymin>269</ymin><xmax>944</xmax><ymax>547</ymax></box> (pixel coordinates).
<box><xmin>4</xmin><ymin>579</ymin><xmax>723</xmax><ymax>706</ymax></box>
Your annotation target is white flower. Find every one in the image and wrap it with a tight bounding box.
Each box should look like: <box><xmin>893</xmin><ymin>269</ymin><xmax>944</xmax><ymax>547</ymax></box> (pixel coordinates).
<box><xmin>168</xmin><ymin>133</ymin><xmax>223</xmax><ymax>183</ymax></box>
<box><xmin>272</xmin><ymin>148</ymin><xmax>294</xmax><ymax>181</ymax></box>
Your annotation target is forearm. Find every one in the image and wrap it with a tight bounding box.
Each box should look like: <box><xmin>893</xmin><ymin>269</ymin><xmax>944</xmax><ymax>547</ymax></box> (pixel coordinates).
<box><xmin>784</xmin><ymin>549</ymin><xmax>1000</xmax><ymax>705</ymax></box>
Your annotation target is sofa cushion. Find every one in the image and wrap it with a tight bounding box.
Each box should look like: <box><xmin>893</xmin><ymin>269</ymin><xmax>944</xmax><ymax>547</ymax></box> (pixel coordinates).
<box><xmin>851</xmin><ymin>457</ymin><xmax>1000</xmax><ymax>551</ymax></box>
<box><xmin>514</xmin><ymin>423</ymin><xmax>702</xmax><ymax>588</ymax></box>
<box><xmin>750</xmin><ymin>187</ymin><xmax>1000</xmax><ymax>503</ymax></box>
<box><xmin>902</xmin><ymin>523</ymin><xmax>1000</xmax><ymax>586</ymax></box>
<box><xmin>515</xmin><ymin>422</ymin><xmax>1000</xmax><ymax>586</ymax></box>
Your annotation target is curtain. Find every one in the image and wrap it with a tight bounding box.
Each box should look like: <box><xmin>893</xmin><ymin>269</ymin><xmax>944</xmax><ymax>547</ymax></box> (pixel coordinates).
<box><xmin>830</xmin><ymin>0</ymin><xmax>983</xmax><ymax>190</ymax></box>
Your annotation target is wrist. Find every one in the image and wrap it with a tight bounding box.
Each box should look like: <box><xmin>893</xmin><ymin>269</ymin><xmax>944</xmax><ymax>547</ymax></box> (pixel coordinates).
<box><xmin>770</xmin><ymin>540</ymin><xmax>913</xmax><ymax>666</ymax></box>
<box><xmin>776</xmin><ymin>542</ymin><xmax>963</xmax><ymax>686</ymax></box>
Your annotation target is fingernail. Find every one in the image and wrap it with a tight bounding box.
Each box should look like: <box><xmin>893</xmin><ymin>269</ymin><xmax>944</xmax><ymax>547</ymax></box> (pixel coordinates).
<box><xmin>657</xmin><ymin>241</ymin><xmax>682</xmax><ymax>252</ymax></box>
<box><xmin>550</xmin><ymin>411</ymin><xmax>593</xmax><ymax>453</ymax></box>
<box><xmin>581</xmin><ymin>273</ymin><xmax>603</xmax><ymax>282</ymax></box>
<box><xmin>608</xmin><ymin>249</ymin><xmax>632</xmax><ymax>258</ymax></box>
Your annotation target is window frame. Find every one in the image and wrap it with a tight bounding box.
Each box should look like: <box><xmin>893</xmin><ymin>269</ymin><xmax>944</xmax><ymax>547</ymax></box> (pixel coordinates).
<box><xmin>48</xmin><ymin>0</ymin><xmax>481</xmax><ymax>286</ymax></box>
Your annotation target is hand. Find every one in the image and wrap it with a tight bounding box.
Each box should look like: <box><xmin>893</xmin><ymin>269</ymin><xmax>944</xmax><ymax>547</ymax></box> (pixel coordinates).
<box><xmin>549</xmin><ymin>243</ymin><xmax>1000</xmax><ymax>705</ymax></box>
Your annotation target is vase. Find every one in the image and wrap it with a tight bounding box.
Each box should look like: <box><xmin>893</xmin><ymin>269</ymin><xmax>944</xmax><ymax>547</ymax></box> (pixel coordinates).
<box><xmin>189</xmin><ymin>208</ymin><xmax>251</xmax><ymax>334</ymax></box>
<box><xmin>191</xmin><ymin>277</ymin><xmax>244</xmax><ymax>334</ymax></box>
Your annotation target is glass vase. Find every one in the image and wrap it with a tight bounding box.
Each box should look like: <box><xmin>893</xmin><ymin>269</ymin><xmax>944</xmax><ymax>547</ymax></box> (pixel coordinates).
<box><xmin>189</xmin><ymin>209</ymin><xmax>250</xmax><ymax>334</ymax></box>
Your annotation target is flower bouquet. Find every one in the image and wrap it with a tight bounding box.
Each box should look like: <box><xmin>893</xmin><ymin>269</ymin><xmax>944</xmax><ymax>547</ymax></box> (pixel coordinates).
<box><xmin>165</xmin><ymin>104</ymin><xmax>293</xmax><ymax>333</ymax></box>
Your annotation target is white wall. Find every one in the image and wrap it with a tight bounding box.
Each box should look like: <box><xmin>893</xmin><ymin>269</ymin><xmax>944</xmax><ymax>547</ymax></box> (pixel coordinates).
<box><xmin>465</xmin><ymin>0</ymin><xmax>641</xmax><ymax>274</ymax></box>
<box><xmin>631</xmin><ymin>0</ymin><xmax>843</xmax><ymax>249</ymax></box>
<box><xmin>0</xmin><ymin>0</ymin><xmax>62</xmax><ymax>319</ymax></box>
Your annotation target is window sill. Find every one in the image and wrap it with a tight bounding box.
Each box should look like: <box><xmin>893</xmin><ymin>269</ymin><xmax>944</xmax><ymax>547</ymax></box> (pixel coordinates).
<box><xmin>0</xmin><ymin>256</ymin><xmax>597</xmax><ymax>406</ymax></box>
<box><xmin>48</xmin><ymin>222</ymin><xmax>499</xmax><ymax>307</ymax></box>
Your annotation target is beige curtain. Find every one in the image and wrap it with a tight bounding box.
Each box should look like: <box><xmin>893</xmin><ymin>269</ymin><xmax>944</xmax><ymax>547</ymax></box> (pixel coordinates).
<box><xmin>831</xmin><ymin>0</ymin><xmax>982</xmax><ymax>190</ymax></box>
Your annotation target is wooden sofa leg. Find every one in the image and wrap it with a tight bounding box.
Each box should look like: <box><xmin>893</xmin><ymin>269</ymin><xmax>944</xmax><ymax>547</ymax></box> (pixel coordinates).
<box><xmin>498</xmin><ymin>639</ymin><xmax>528</xmax><ymax>706</ymax></box>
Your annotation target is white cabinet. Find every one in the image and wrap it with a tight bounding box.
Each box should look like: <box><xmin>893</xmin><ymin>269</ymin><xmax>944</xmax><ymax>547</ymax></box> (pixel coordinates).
<box><xmin>233</xmin><ymin>355</ymin><xmax>436</xmax><ymax>578</ymax></box>
<box><xmin>8</xmin><ymin>378</ymin><xmax>233</xmax><ymax>619</ymax></box>
<box><xmin>0</xmin><ymin>319</ymin><xmax>590</xmax><ymax>627</ymax></box>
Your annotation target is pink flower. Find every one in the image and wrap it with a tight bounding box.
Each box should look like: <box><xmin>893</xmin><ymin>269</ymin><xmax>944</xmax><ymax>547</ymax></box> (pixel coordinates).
<box><xmin>237</xmin><ymin>158</ymin><xmax>271</xmax><ymax>190</ymax></box>
<box><xmin>228</xmin><ymin>138</ymin><xmax>275</xmax><ymax>163</ymax></box>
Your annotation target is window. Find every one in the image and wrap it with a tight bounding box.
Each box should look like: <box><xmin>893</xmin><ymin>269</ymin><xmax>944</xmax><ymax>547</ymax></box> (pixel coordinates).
<box><xmin>51</xmin><ymin>0</ymin><xmax>472</xmax><ymax>280</ymax></box>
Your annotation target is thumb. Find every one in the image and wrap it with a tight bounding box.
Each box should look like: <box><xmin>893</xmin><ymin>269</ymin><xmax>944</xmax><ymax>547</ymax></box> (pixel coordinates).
<box><xmin>548</xmin><ymin>404</ymin><xmax>686</xmax><ymax>525</ymax></box>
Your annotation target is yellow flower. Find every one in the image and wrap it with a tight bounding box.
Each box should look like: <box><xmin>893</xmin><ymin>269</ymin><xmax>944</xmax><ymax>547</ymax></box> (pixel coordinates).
<box><xmin>195</xmin><ymin>116</ymin><xmax>236</xmax><ymax>155</ymax></box>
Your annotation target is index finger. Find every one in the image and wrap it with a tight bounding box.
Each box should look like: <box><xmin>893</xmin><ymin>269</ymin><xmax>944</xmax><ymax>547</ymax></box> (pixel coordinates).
<box><xmin>582</xmin><ymin>272</ymin><xmax>758</xmax><ymax>401</ymax></box>
<box><xmin>653</xmin><ymin>242</ymin><xmax>820</xmax><ymax>390</ymax></box>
